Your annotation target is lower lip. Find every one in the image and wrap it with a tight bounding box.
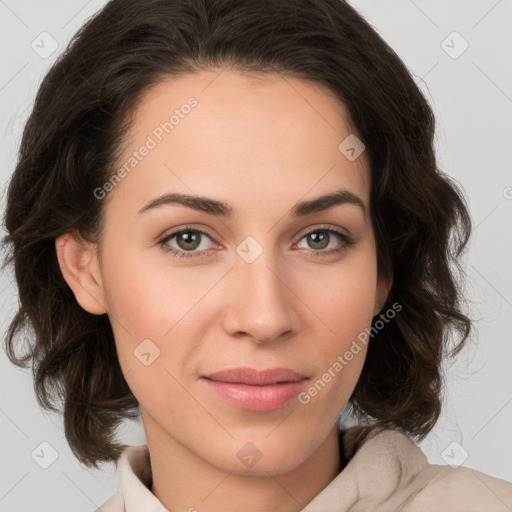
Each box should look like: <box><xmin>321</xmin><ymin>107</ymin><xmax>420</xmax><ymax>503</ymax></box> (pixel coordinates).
<box><xmin>201</xmin><ymin>377</ymin><xmax>308</xmax><ymax>411</ymax></box>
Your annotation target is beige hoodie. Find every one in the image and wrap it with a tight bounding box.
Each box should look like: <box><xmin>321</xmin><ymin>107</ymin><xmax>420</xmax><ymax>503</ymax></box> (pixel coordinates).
<box><xmin>96</xmin><ymin>425</ymin><xmax>512</xmax><ymax>511</ymax></box>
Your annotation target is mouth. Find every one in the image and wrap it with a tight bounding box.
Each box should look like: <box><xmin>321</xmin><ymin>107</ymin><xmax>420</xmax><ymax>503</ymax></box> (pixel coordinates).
<box><xmin>203</xmin><ymin>366</ymin><xmax>307</xmax><ymax>385</ymax></box>
<box><xmin>201</xmin><ymin>367</ymin><xmax>309</xmax><ymax>411</ymax></box>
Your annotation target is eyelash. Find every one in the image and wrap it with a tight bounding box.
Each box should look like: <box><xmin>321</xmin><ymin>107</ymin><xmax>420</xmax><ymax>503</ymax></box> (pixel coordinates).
<box><xmin>157</xmin><ymin>224</ymin><xmax>354</xmax><ymax>260</ymax></box>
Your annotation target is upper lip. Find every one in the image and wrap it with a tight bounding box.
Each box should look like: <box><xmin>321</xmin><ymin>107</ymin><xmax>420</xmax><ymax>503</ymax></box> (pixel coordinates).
<box><xmin>203</xmin><ymin>367</ymin><xmax>308</xmax><ymax>385</ymax></box>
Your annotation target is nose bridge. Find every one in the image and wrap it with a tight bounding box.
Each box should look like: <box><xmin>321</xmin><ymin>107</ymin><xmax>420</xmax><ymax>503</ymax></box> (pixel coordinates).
<box><xmin>224</xmin><ymin>237</ymin><xmax>293</xmax><ymax>342</ymax></box>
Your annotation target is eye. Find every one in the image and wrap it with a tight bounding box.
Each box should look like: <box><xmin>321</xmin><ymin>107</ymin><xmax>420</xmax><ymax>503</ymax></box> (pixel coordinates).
<box><xmin>158</xmin><ymin>225</ymin><xmax>217</xmax><ymax>259</ymax></box>
<box><xmin>294</xmin><ymin>226</ymin><xmax>354</xmax><ymax>257</ymax></box>
<box><xmin>157</xmin><ymin>224</ymin><xmax>354</xmax><ymax>260</ymax></box>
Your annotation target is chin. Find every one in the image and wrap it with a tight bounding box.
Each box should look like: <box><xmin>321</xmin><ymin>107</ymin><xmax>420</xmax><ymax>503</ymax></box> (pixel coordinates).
<box><xmin>206</xmin><ymin>438</ymin><xmax>307</xmax><ymax>476</ymax></box>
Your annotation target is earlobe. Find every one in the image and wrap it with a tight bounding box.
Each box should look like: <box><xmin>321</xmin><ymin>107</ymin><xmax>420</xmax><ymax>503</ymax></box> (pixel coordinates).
<box><xmin>55</xmin><ymin>232</ymin><xmax>107</xmax><ymax>315</ymax></box>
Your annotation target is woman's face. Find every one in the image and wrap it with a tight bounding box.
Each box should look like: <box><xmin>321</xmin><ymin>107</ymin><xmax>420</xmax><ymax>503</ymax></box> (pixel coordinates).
<box><xmin>79</xmin><ymin>70</ymin><xmax>389</xmax><ymax>474</ymax></box>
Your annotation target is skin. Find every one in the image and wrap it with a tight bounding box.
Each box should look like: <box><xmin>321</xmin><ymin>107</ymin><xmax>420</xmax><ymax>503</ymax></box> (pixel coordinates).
<box><xmin>56</xmin><ymin>69</ymin><xmax>391</xmax><ymax>512</ymax></box>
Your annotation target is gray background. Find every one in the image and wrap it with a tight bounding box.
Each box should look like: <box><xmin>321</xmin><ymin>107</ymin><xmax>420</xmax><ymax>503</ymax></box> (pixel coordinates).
<box><xmin>1</xmin><ymin>1</ymin><xmax>511</xmax><ymax>510</ymax></box>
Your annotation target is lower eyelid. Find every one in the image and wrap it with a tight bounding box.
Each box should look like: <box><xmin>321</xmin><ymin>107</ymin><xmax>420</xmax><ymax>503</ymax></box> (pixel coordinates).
<box><xmin>159</xmin><ymin>227</ymin><xmax>352</xmax><ymax>258</ymax></box>
<box><xmin>160</xmin><ymin>229</ymin><xmax>216</xmax><ymax>252</ymax></box>
<box><xmin>295</xmin><ymin>230</ymin><xmax>353</xmax><ymax>254</ymax></box>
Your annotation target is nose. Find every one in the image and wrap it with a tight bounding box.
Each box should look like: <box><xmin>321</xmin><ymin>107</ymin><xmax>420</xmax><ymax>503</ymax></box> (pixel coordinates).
<box><xmin>222</xmin><ymin>248</ymin><xmax>295</xmax><ymax>345</ymax></box>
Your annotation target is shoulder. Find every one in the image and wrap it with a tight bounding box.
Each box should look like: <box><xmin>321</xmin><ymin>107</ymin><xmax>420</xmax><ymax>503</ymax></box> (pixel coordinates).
<box><xmin>341</xmin><ymin>425</ymin><xmax>512</xmax><ymax>511</ymax></box>
<box><xmin>405</xmin><ymin>464</ymin><xmax>512</xmax><ymax>512</ymax></box>
<box><xmin>94</xmin><ymin>491</ymin><xmax>124</xmax><ymax>512</ymax></box>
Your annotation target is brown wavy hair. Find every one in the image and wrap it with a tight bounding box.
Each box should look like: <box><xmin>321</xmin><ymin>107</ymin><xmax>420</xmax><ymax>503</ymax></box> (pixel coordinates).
<box><xmin>2</xmin><ymin>0</ymin><xmax>472</xmax><ymax>469</ymax></box>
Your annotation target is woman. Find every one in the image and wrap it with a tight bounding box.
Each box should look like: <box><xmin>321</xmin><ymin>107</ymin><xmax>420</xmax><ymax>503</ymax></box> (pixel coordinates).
<box><xmin>3</xmin><ymin>0</ymin><xmax>511</xmax><ymax>510</ymax></box>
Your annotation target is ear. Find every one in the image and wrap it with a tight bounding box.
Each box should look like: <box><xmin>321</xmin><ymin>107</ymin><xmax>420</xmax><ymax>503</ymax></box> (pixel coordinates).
<box><xmin>55</xmin><ymin>232</ymin><xmax>107</xmax><ymax>315</ymax></box>
<box><xmin>373</xmin><ymin>271</ymin><xmax>393</xmax><ymax>317</ymax></box>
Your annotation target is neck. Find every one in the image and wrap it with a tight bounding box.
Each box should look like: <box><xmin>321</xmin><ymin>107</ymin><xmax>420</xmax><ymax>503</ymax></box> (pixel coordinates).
<box><xmin>146</xmin><ymin>420</ymin><xmax>343</xmax><ymax>512</ymax></box>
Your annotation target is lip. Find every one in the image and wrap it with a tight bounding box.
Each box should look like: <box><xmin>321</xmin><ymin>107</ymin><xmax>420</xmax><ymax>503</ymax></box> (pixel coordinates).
<box><xmin>204</xmin><ymin>367</ymin><xmax>307</xmax><ymax>385</ymax></box>
<box><xmin>201</xmin><ymin>367</ymin><xmax>309</xmax><ymax>411</ymax></box>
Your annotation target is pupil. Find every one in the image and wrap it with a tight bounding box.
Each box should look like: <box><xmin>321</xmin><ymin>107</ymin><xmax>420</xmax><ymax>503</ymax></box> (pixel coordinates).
<box><xmin>309</xmin><ymin>231</ymin><xmax>328</xmax><ymax>249</ymax></box>
<box><xmin>179</xmin><ymin>231</ymin><xmax>200</xmax><ymax>250</ymax></box>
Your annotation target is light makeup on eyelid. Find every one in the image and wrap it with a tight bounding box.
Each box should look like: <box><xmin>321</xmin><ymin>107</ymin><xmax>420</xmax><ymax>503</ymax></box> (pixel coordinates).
<box><xmin>156</xmin><ymin>223</ymin><xmax>355</xmax><ymax>260</ymax></box>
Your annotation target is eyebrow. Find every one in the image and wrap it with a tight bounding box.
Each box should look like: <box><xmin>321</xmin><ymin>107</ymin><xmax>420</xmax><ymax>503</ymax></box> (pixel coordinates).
<box><xmin>137</xmin><ymin>188</ymin><xmax>367</xmax><ymax>218</ymax></box>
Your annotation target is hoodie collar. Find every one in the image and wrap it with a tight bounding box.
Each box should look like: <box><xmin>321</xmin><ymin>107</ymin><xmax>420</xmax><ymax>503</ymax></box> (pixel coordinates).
<box><xmin>115</xmin><ymin>424</ymin><xmax>430</xmax><ymax>512</ymax></box>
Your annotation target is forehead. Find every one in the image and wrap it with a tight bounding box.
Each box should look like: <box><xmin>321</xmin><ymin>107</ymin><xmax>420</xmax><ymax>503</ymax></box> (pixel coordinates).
<box><xmin>106</xmin><ymin>69</ymin><xmax>371</xmax><ymax>222</ymax></box>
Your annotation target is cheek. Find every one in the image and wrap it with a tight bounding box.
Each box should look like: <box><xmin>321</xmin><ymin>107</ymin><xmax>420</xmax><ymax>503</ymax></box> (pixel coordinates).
<box><xmin>302</xmin><ymin>248</ymin><xmax>377</xmax><ymax>389</ymax></box>
<box><xmin>299</xmin><ymin>270</ymin><xmax>375</xmax><ymax>413</ymax></box>
<box><xmin>101</xmin><ymin>231</ymin><xmax>377</xmax><ymax>381</ymax></box>
<box><xmin>99</xmin><ymin>248</ymin><xmax>169</xmax><ymax>375</ymax></box>
<box><xmin>99</xmin><ymin>247</ymin><xmax>213</xmax><ymax>388</ymax></box>
<box><xmin>307</xmin><ymin>249</ymin><xmax>378</xmax><ymax>336</ymax></box>
<box><xmin>100</xmin><ymin>258</ymin><xmax>188</xmax><ymax>410</ymax></box>
<box><xmin>102</xmin><ymin>244</ymin><xmax>197</xmax><ymax>332</ymax></box>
